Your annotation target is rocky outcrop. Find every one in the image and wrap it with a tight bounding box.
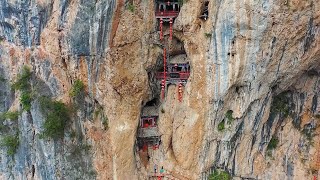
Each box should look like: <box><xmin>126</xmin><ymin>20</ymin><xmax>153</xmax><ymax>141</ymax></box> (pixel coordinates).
<box><xmin>0</xmin><ymin>0</ymin><xmax>319</xmax><ymax>179</ymax></box>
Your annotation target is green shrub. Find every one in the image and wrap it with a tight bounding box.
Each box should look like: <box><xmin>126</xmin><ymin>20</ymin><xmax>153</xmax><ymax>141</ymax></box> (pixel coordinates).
<box><xmin>218</xmin><ymin>121</ymin><xmax>225</xmax><ymax>131</ymax></box>
<box><xmin>12</xmin><ymin>66</ymin><xmax>32</xmax><ymax>91</ymax></box>
<box><xmin>69</xmin><ymin>80</ymin><xmax>85</xmax><ymax>98</ymax></box>
<box><xmin>102</xmin><ymin>116</ymin><xmax>108</xmax><ymax>129</ymax></box>
<box><xmin>127</xmin><ymin>3</ymin><xmax>135</xmax><ymax>12</ymax></box>
<box><xmin>70</xmin><ymin>130</ymin><xmax>77</xmax><ymax>139</ymax></box>
<box><xmin>81</xmin><ymin>143</ymin><xmax>92</xmax><ymax>152</ymax></box>
<box><xmin>20</xmin><ymin>92</ymin><xmax>32</xmax><ymax>111</ymax></box>
<box><xmin>225</xmin><ymin>110</ymin><xmax>234</xmax><ymax>124</ymax></box>
<box><xmin>88</xmin><ymin>170</ymin><xmax>97</xmax><ymax>177</ymax></box>
<box><xmin>205</xmin><ymin>33</ymin><xmax>212</xmax><ymax>38</ymax></box>
<box><xmin>94</xmin><ymin>106</ymin><xmax>108</xmax><ymax>130</ymax></box>
<box><xmin>0</xmin><ymin>76</ymin><xmax>5</xmax><ymax>82</ymax></box>
<box><xmin>267</xmin><ymin>136</ymin><xmax>279</xmax><ymax>150</ymax></box>
<box><xmin>39</xmin><ymin>96</ymin><xmax>70</xmax><ymax>139</ymax></box>
<box><xmin>209</xmin><ymin>170</ymin><xmax>231</xmax><ymax>180</ymax></box>
<box><xmin>266</xmin><ymin>150</ymin><xmax>272</xmax><ymax>157</ymax></box>
<box><xmin>1</xmin><ymin>111</ymin><xmax>20</xmax><ymax>121</ymax></box>
<box><xmin>12</xmin><ymin>66</ymin><xmax>33</xmax><ymax>111</ymax></box>
<box><xmin>302</xmin><ymin>126</ymin><xmax>315</xmax><ymax>145</ymax></box>
<box><xmin>94</xmin><ymin>109</ymin><xmax>101</xmax><ymax>118</ymax></box>
<box><xmin>0</xmin><ymin>124</ymin><xmax>5</xmax><ymax>131</ymax></box>
<box><xmin>271</xmin><ymin>93</ymin><xmax>290</xmax><ymax>117</ymax></box>
<box><xmin>1</xmin><ymin>134</ymin><xmax>19</xmax><ymax>156</ymax></box>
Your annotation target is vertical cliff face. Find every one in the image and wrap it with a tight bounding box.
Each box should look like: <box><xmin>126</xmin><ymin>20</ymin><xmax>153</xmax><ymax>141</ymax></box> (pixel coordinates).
<box><xmin>0</xmin><ymin>0</ymin><xmax>115</xmax><ymax>179</ymax></box>
<box><xmin>0</xmin><ymin>0</ymin><xmax>319</xmax><ymax>179</ymax></box>
<box><xmin>200</xmin><ymin>0</ymin><xmax>320</xmax><ymax>179</ymax></box>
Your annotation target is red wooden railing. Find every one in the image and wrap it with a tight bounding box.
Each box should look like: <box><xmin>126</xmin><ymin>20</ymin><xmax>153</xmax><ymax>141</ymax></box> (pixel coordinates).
<box><xmin>156</xmin><ymin>72</ymin><xmax>190</xmax><ymax>80</ymax></box>
<box><xmin>155</xmin><ymin>11</ymin><xmax>179</xmax><ymax>17</ymax></box>
<box><xmin>156</xmin><ymin>72</ymin><xmax>169</xmax><ymax>79</ymax></box>
<box><xmin>141</xmin><ymin>124</ymin><xmax>157</xmax><ymax>128</ymax></box>
<box><xmin>179</xmin><ymin>72</ymin><xmax>190</xmax><ymax>79</ymax></box>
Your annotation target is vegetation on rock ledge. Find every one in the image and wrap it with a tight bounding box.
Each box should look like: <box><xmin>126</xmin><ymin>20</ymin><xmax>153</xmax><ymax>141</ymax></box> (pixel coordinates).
<box><xmin>12</xmin><ymin>66</ymin><xmax>33</xmax><ymax>111</ymax></box>
<box><xmin>209</xmin><ymin>170</ymin><xmax>231</xmax><ymax>180</ymax></box>
<box><xmin>267</xmin><ymin>136</ymin><xmax>279</xmax><ymax>150</ymax></box>
<box><xmin>127</xmin><ymin>3</ymin><xmax>135</xmax><ymax>12</ymax></box>
<box><xmin>39</xmin><ymin>96</ymin><xmax>71</xmax><ymax>139</ymax></box>
<box><xmin>225</xmin><ymin>110</ymin><xmax>234</xmax><ymax>124</ymax></box>
<box><xmin>271</xmin><ymin>92</ymin><xmax>290</xmax><ymax>118</ymax></box>
<box><xmin>1</xmin><ymin>134</ymin><xmax>19</xmax><ymax>156</ymax></box>
<box><xmin>0</xmin><ymin>111</ymin><xmax>20</xmax><ymax>121</ymax></box>
<box><xmin>69</xmin><ymin>80</ymin><xmax>85</xmax><ymax>98</ymax></box>
<box><xmin>218</xmin><ymin>120</ymin><xmax>225</xmax><ymax>131</ymax></box>
<box><xmin>205</xmin><ymin>33</ymin><xmax>212</xmax><ymax>38</ymax></box>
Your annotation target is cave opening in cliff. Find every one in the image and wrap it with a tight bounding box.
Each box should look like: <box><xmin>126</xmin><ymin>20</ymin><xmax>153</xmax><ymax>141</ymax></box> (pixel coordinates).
<box><xmin>169</xmin><ymin>37</ymin><xmax>185</xmax><ymax>55</ymax></box>
<box><xmin>199</xmin><ymin>1</ymin><xmax>209</xmax><ymax>20</ymax></box>
<box><xmin>145</xmin><ymin>98</ymin><xmax>160</xmax><ymax>107</ymax></box>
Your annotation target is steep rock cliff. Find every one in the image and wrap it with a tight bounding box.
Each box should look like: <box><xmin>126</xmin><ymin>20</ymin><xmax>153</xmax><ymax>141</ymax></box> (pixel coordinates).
<box><xmin>0</xmin><ymin>0</ymin><xmax>319</xmax><ymax>179</ymax></box>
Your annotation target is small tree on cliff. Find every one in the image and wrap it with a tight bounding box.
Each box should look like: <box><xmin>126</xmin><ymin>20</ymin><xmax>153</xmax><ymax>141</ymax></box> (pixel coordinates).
<box><xmin>209</xmin><ymin>170</ymin><xmax>231</xmax><ymax>180</ymax></box>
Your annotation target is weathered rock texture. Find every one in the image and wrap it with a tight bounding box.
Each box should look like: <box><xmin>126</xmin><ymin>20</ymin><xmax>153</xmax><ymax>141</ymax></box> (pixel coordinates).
<box><xmin>0</xmin><ymin>0</ymin><xmax>319</xmax><ymax>179</ymax></box>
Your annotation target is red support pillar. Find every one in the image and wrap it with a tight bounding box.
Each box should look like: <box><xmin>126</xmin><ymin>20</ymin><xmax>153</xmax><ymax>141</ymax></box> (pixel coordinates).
<box><xmin>160</xmin><ymin>18</ymin><xmax>163</xmax><ymax>40</ymax></box>
<box><xmin>169</xmin><ymin>18</ymin><xmax>173</xmax><ymax>40</ymax></box>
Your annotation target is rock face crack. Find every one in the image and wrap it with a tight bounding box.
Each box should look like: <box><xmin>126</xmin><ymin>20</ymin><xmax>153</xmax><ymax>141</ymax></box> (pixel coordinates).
<box><xmin>303</xmin><ymin>17</ymin><xmax>315</xmax><ymax>53</ymax></box>
<box><xmin>276</xmin><ymin>40</ymin><xmax>288</xmax><ymax>77</ymax></box>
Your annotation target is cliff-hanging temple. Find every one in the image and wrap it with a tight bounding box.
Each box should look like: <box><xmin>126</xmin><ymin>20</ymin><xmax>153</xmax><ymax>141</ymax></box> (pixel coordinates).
<box><xmin>137</xmin><ymin>106</ymin><xmax>161</xmax><ymax>151</ymax></box>
<box><xmin>136</xmin><ymin>0</ymin><xmax>188</xmax><ymax>178</ymax></box>
<box><xmin>155</xmin><ymin>0</ymin><xmax>180</xmax><ymax>19</ymax></box>
<box><xmin>155</xmin><ymin>0</ymin><xmax>180</xmax><ymax>40</ymax></box>
<box><xmin>156</xmin><ymin>48</ymin><xmax>190</xmax><ymax>101</ymax></box>
<box><xmin>153</xmin><ymin>1</ymin><xmax>190</xmax><ymax>102</ymax></box>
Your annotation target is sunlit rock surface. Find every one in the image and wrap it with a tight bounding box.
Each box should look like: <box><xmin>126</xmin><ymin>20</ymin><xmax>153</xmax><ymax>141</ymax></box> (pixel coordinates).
<box><xmin>0</xmin><ymin>0</ymin><xmax>319</xmax><ymax>179</ymax></box>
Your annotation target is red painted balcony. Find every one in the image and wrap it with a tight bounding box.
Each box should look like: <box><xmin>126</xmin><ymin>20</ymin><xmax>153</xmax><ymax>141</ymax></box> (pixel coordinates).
<box><xmin>155</xmin><ymin>72</ymin><xmax>190</xmax><ymax>80</ymax></box>
<box><xmin>178</xmin><ymin>72</ymin><xmax>190</xmax><ymax>79</ymax></box>
<box><xmin>155</xmin><ymin>72</ymin><xmax>169</xmax><ymax>79</ymax></box>
<box><xmin>155</xmin><ymin>11</ymin><xmax>179</xmax><ymax>18</ymax></box>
